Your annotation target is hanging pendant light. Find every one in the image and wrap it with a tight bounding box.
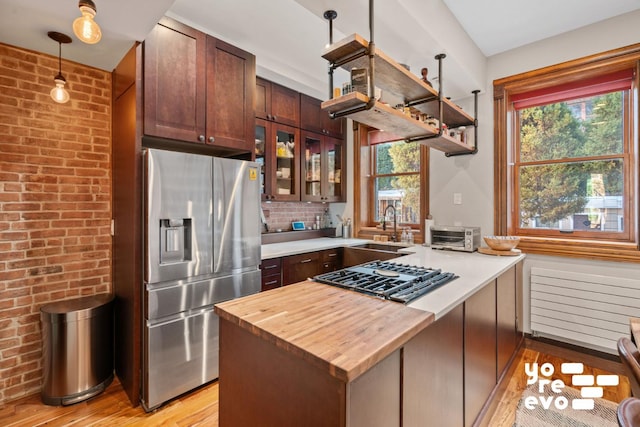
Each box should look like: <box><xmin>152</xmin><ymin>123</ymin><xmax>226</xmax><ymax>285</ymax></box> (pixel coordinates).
<box><xmin>73</xmin><ymin>0</ymin><xmax>102</xmax><ymax>44</ymax></box>
<box><xmin>48</xmin><ymin>31</ymin><xmax>72</xmax><ymax>104</ymax></box>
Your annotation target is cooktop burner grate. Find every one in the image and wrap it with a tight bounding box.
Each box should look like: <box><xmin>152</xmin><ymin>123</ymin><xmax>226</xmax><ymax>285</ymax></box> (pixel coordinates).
<box><xmin>314</xmin><ymin>260</ymin><xmax>457</xmax><ymax>304</ymax></box>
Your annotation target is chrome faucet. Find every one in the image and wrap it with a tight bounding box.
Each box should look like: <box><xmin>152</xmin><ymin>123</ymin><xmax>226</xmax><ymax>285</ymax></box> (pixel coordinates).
<box><xmin>383</xmin><ymin>204</ymin><xmax>397</xmax><ymax>242</ymax></box>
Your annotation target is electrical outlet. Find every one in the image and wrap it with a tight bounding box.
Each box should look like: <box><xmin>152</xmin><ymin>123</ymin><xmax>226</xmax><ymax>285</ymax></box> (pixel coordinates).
<box><xmin>453</xmin><ymin>193</ymin><xmax>462</xmax><ymax>205</ymax></box>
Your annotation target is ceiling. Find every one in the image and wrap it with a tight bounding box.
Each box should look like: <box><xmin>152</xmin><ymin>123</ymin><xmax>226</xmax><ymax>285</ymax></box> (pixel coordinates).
<box><xmin>2</xmin><ymin>0</ymin><xmax>639</xmax><ymax>100</ymax></box>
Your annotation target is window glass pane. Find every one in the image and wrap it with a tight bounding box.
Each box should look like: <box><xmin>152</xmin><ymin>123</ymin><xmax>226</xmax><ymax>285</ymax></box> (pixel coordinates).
<box><xmin>519</xmin><ymin>92</ymin><xmax>624</xmax><ymax>162</ymax></box>
<box><xmin>518</xmin><ymin>159</ymin><xmax>624</xmax><ymax>232</ymax></box>
<box><xmin>372</xmin><ymin>141</ymin><xmax>420</xmax><ymax>224</ymax></box>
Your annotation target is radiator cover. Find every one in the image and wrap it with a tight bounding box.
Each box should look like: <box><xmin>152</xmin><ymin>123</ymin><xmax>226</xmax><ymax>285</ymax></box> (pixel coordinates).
<box><xmin>530</xmin><ymin>267</ymin><xmax>640</xmax><ymax>354</ymax></box>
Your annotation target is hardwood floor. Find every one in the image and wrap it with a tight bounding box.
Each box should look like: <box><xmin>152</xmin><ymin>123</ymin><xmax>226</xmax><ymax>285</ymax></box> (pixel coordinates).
<box><xmin>488</xmin><ymin>339</ymin><xmax>631</xmax><ymax>427</ymax></box>
<box><xmin>0</xmin><ymin>339</ymin><xmax>630</xmax><ymax>426</ymax></box>
<box><xmin>0</xmin><ymin>379</ymin><xmax>219</xmax><ymax>426</ymax></box>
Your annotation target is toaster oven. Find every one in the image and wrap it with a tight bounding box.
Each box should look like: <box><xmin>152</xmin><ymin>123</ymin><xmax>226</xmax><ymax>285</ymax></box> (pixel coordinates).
<box><xmin>430</xmin><ymin>226</ymin><xmax>481</xmax><ymax>252</ymax></box>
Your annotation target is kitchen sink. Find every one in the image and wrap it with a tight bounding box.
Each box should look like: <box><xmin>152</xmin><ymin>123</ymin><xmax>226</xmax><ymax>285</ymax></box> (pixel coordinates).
<box><xmin>352</xmin><ymin>243</ymin><xmax>412</xmax><ymax>252</ymax></box>
<box><xmin>343</xmin><ymin>243</ymin><xmax>411</xmax><ymax>267</ymax></box>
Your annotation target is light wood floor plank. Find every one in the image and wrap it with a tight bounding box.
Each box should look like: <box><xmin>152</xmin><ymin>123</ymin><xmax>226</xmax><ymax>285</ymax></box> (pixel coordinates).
<box><xmin>0</xmin><ymin>340</ymin><xmax>630</xmax><ymax>427</ymax></box>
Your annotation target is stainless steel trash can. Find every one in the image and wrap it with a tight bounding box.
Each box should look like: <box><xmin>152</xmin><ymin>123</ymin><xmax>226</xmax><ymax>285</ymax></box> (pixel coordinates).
<box><xmin>40</xmin><ymin>294</ymin><xmax>114</xmax><ymax>406</ymax></box>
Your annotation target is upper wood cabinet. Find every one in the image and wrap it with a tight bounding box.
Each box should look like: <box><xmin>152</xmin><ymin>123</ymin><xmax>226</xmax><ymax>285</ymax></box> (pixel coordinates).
<box><xmin>144</xmin><ymin>17</ymin><xmax>255</xmax><ymax>153</ymax></box>
<box><xmin>301</xmin><ymin>131</ymin><xmax>345</xmax><ymax>203</ymax></box>
<box><xmin>255</xmin><ymin>119</ymin><xmax>301</xmax><ymax>202</ymax></box>
<box><xmin>300</xmin><ymin>94</ymin><xmax>344</xmax><ymax>139</ymax></box>
<box><xmin>256</xmin><ymin>77</ymin><xmax>300</xmax><ymax>127</ymax></box>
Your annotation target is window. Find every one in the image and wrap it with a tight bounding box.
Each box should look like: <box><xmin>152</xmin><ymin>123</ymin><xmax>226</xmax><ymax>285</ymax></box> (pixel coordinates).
<box><xmin>494</xmin><ymin>45</ymin><xmax>640</xmax><ymax>261</ymax></box>
<box><xmin>354</xmin><ymin>126</ymin><xmax>429</xmax><ymax>239</ymax></box>
<box><xmin>371</xmin><ymin>141</ymin><xmax>421</xmax><ymax>225</ymax></box>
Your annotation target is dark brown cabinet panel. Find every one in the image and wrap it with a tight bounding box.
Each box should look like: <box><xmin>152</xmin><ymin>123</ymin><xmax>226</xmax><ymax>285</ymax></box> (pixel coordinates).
<box><xmin>403</xmin><ymin>304</ymin><xmax>464</xmax><ymax>427</ymax></box>
<box><xmin>300</xmin><ymin>94</ymin><xmax>344</xmax><ymax>138</ymax></box>
<box><xmin>144</xmin><ymin>18</ymin><xmax>206</xmax><ymax>143</ymax></box>
<box><xmin>301</xmin><ymin>131</ymin><xmax>345</xmax><ymax>202</ymax></box>
<box><xmin>464</xmin><ymin>281</ymin><xmax>497</xmax><ymax>427</ymax></box>
<box><xmin>261</xmin><ymin>257</ymin><xmax>282</xmax><ymax>292</ymax></box>
<box><xmin>321</xmin><ymin>248</ymin><xmax>342</xmax><ymax>273</ymax></box>
<box><xmin>205</xmin><ymin>38</ymin><xmax>255</xmax><ymax>152</ymax></box>
<box><xmin>256</xmin><ymin>77</ymin><xmax>300</xmax><ymax>127</ymax></box>
<box><xmin>283</xmin><ymin>252</ymin><xmax>320</xmax><ymax>285</ymax></box>
<box><xmin>144</xmin><ymin>17</ymin><xmax>255</xmax><ymax>153</ymax></box>
<box><xmin>497</xmin><ymin>265</ymin><xmax>518</xmax><ymax>377</ymax></box>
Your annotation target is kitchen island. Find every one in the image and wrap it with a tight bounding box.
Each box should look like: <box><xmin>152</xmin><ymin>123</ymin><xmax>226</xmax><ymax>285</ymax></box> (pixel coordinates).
<box><xmin>215</xmin><ymin>244</ymin><xmax>524</xmax><ymax>427</ymax></box>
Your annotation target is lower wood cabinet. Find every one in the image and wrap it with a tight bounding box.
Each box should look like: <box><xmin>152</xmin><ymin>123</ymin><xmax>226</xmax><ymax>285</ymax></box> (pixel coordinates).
<box><xmin>403</xmin><ymin>304</ymin><xmax>464</xmax><ymax>426</ymax></box>
<box><xmin>403</xmin><ymin>262</ymin><xmax>522</xmax><ymax>427</ymax></box>
<box><xmin>283</xmin><ymin>252</ymin><xmax>320</xmax><ymax>285</ymax></box>
<box><xmin>260</xmin><ymin>258</ymin><xmax>282</xmax><ymax>292</ymax></box>
<box><xmin>497</xmin><ymin>265</ymin><xmax>518</xmax><ymax>377</ymax></box>
<box><xmin>275</xmin><ymin>248</ymin><xmax>344</xmax><ymax>286</ymax></box>
<box><xmin>320</xmin><ymin>248</ymin><xmax>342</xmax><ymax>273</ymax></box>
<box><xmin>464</xmin><ymin>280</ymin><xmax>498</xmax><ymax>427</ymax></box>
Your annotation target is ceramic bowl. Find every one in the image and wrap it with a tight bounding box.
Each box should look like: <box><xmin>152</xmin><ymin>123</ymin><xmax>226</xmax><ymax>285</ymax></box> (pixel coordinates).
<box><xmin>483</xmin><ymin>235</ymin><xmax>520</xmax><ymax>251</ymax></box>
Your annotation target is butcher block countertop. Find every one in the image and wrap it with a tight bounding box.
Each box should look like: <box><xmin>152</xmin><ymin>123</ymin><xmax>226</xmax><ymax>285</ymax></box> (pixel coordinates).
<box><xmin>214</xmin><ymin>280</ymin><xmax>435</xmax><ymax>383</ymax></box>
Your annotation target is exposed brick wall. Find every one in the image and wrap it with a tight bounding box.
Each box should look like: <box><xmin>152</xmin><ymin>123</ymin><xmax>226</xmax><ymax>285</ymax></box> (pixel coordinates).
<box><xmin>0</xmin><ymin>43</ymin><xmax>112</xmax><ymax>403</ymax></box>
<box><xmin>261</xmin><ymin>201</ymin><xmax>329</xmax><ymax>231</ymax></box>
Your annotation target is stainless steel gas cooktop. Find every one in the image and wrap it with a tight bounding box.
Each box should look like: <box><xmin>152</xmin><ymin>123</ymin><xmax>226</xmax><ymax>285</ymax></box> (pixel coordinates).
<box><xmin>313</xmin><ymin>261</ymin><xmax>457</xmax><ymax>304</ymax></box>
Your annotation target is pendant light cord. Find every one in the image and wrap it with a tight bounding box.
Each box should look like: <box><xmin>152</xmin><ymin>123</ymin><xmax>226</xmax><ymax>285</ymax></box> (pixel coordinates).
<box><xmin>57</xmin><ymin>41</ymin><xmax>62</xmax><ymax>76</ymax></box>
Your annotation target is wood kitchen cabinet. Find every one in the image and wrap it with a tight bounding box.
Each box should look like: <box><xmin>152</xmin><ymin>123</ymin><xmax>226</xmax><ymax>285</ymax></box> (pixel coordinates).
<box><xmin>403</xmin><ymin>304</ymin><xmax>464</xmax><ymax>426</ymax></box>
<box><xmin>283</xmin><ymin>252</ymin><xmax>320</xmax><ymax>285</ymax></box>
<box><xmin>255</xmin><ymin>120</ymin><xmax>300</xmax><ymax>201</ymax></box>
<box><xmin>301</xmin><ymin>131</ymin><xmax>345</xmax><ymax>202</ymax></box>
<box><xmin>256</xmin><ymin>77</ymin><xmax>300</xmax><ymax>127</ymax></box>
<box><xmin>464</xmin><ymin>280</ymin><xmax>497</xmax><ymax>427</ymax></box>
<box><xmin>300</xmin><ymin>93</ymin><xmax>344</xmax><ymax>138</ymax></box>
<box><xmin>261</xmin><ymin>257</ymin><xmax>282</xmax><ymax>292</ymax></box>
<box><xmin>320</xmin><ymin>248</ymin><xmax>342</xmax><ymax>273</ymax></box>
<box><xmin>496</xmin><ymin>265</ymin><xmax>518</xmax><ymax>379</ymax></box>
<box><xmin>403</xmin><ymin>262</ymin><xmax>523</xmax><ymax>427</ymax></box>
<box><xmin>144</xmin><ymin>17</ymin><xmax>255</xmax><ymax>154</ymax></box>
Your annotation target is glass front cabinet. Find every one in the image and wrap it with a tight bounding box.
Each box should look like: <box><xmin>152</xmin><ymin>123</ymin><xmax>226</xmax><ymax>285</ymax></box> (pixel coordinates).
<box><xmin>301</xmin><ymin>131</ymin><xmax>345</xmax><ymax>202</ymax></box>
<box><xmin>255</xmin><ymin>119</ymin><xmax>300</xmax><ymax>201</ymax></box>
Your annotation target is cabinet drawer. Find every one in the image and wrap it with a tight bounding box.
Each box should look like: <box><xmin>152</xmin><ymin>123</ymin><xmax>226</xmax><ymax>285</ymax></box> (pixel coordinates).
<box><xmin>321</xmin><ymin>248</ymin><xmax>342</xmax><ymax>264</ymax></box>
<box><xmin>261</xmin><ymin>257</ymin><xmax>282</xmax><ymax>274</ymax></box>
<box><xmin>261</xmin><ymin>274</ymin><xmax>282</xmax><ymax>292</ymax></box>
<box><xmin>261</xmin><ymin>257</ymin><xmax>282</xmax><ymax>292</ymax></box>
<box><xmin>321</xmin><ymin>261</ymin><xmax>339</xmax><ymax>274</ymax></box>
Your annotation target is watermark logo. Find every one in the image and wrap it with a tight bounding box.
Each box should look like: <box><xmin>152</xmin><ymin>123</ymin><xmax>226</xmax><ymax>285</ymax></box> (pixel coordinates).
<box><xmin>524</xmin><ymin>362</ymin><xmax>619</xmax><ymax>410</ymax></box>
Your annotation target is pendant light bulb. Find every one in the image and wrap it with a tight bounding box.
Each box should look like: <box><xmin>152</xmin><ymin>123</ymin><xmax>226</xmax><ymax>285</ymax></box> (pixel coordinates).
<box><xmin>50</xmin><ymin>75</ymin><xmax>70</xmax><ymax>104</ymax></box>
<box><xmin>73</xmin><ymin>0</ymin><xmax>102</xmax><ymax>44</ymax></box>
<box><xmin>48</xmin><ymin>31</ymin><xmax>72</xmax><ymax>104</ymax></box>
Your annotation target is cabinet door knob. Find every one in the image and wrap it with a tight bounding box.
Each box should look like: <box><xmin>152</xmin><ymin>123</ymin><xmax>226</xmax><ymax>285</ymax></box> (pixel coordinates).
<box><xmin>272</xmin><ymin>115</ymin><xmax>277</xmax><ymax>121</ymax></box>
<box><xmin>198</xmin><ymin>135</ymin><xmax>205</xmax><ymax>142</ymax></box>
<box><xmin>267</xmin><ymin>114</ymin><xmax>272</xmax><ymax>120</ymax></box>
<box><xmin>208</xmin><ymin>136</ymin><xmax>215</xmax><ymax>143</ymax></box>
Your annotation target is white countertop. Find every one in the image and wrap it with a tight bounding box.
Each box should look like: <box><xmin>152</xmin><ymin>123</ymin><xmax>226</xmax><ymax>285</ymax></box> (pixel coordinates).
<box><xmin>261</xmin><ymin>238</ymin><xmax>525</xmax><ymax>320</ymax></box>
<box><xmin>261</xmin><ymin>237</ymin><xmax>371</xmax><ymax>259</ymax></box>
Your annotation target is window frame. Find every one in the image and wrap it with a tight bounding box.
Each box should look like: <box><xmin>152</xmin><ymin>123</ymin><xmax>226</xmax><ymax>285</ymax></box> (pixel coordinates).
<box><xmin>366</xmin><ymin>141</ymin><xmax>422</xmax><ymax>227</ymax></box>
<box><xmin>493</xmin><ymin>44</ymin><xmax>640</xmax><ymax>261</ymax></box>
<box><xmin>513</xmin><ymin>90</ymin><xmax>631</xmax><ymax>241</ymax></box>
<box><xmin>353</xmin><ymin>124</ymin><xmax>430</xmax><ymax>242</ymax></box>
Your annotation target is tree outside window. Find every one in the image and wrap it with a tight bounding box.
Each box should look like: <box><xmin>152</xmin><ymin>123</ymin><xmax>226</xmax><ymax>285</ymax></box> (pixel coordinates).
<box><xmin>516</xmin><ymin>91</ymin><xmax>627</xmax><ymax>237</ymax></box>
<box><xmin>373</xmin><ymin>141</ymin><xmax>420</xmax><ymax>226</ymax></box>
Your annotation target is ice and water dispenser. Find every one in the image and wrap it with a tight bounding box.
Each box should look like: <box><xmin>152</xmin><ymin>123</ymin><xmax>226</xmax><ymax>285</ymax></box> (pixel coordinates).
<box><xmin>159</xmin><ymin>218</ymin><xmax>192</xmax><ymax>264</ymax></box>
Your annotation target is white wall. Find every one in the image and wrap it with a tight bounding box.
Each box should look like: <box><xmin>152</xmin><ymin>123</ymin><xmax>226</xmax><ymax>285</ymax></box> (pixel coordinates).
<box><xmin>430</xmin><ymin>10</ymin><xmax>640</xmax><ymax>339</ymax></box>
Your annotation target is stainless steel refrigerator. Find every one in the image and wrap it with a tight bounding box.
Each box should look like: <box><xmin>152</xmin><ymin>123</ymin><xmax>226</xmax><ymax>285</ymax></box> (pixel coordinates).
<box><xmin>142</xmin><ymin>148</ymin><xmax>261</xmax><ymax>411</ymax></box>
